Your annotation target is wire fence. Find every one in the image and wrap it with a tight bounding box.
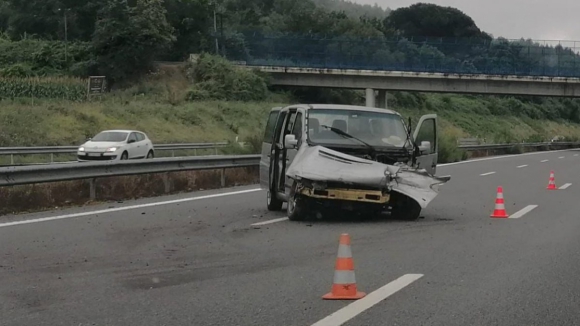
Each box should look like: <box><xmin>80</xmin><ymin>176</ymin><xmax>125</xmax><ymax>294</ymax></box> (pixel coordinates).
<box><xmin>221</xmin><ymin>33</ymin><xmax>580</xmax><ymax>78</ymax></box>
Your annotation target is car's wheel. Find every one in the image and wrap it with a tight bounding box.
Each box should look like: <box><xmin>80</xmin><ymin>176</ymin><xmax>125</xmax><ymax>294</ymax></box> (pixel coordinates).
<box><xmin>120</xmin><ymin>151</ymin><xmax>129</xmax><ymax>160</ymax></box>
<box><xmin>147</xmin><ymin>150</ymin><xmax>154</xmax><ymax>159</ymax></box>
<box><xmin>287</xmin><ymin>183</ymin><xmax>306</xmax><ymax>221</ymax></box>
<box><xmin>267</xmin><ymin>190</ymin><xmax>283</xmax><ymax>211</ymax></box>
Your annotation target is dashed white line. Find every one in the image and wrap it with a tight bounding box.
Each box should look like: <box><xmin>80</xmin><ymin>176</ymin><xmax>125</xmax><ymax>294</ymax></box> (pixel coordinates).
<box><xmin>517</xmin><ymin>165</ymin><xmax>528</xmax><ymax>168</ymax></box>
<box><xmin>480</xmin><ymin>172</ymin><xmax>496</xmax><ymax>176</ymax></box>
<box><xmin>559</xmin><ymin>183</ymin><xmax>572</xmax><ymax>190</ymax></box>
<box><xmin>575</xmin><ymin>154</ymin><xmax>579</xmax><ymax>157</ymax></box>
<box><xmin>509</xmin><ymin>205</ymin><xmax>538</xmax><ymax>219</ymax></box>
<box><xmin>559</xmin><ymin>156</ymin><xmax>565</xmax><ymax>159</ymax></box>
<box><xmin>251</xmin><ymin>217</ymin><xmax>289</xmax><ymax>226</ymax></box>
<box><xmin>541</xmin><ymin>160</ymin><xmax>549</xmax><ymax>163</ymax></box>
<box><xmin>0</xmin><ymin>188</ymin><xmax>262</xmax><ymax>229</ymax></box>
<box><xmin>311</xmin><ymin>274</ymin><xmax>424</xmax><ymax>326</ymax></box>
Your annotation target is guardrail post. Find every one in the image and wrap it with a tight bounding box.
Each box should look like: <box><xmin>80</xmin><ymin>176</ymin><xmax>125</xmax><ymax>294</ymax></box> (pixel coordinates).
<box><xmin>89</xmin><ymin>178</ymin><xmax>97</xmax><ymax>200</ymax></box>
<box><xmin>215</xmin><ymin>147</ymin><xmax>218</xmax><ymax>155</ymax></box>
<box><xmin>220</xmin><ymin>168</ymin><xmax>226</xmax><ymax>187</ymax></box>
<box><xmin>171</xmin><ymin>150</ymin><xmax>175</xmax><ymax>157</ymax></box>
<box><xmin>162</xmin><ymin>173</ymin><xmax>171</xmax><ymax>193</ymax></box>
<box><xmin>194</xmin><ymin>148</ymin><xmax>197</xmax><ymax>156</ymax></box>
<box><xmin>50</xmin><ymin>153</ymin><xmax>54</xmax><ymax>163</ymax></box>
<box><xmin>10</xmin><ymin>154</ymin><xmax>13</xmax><ymax>165</ymax></box>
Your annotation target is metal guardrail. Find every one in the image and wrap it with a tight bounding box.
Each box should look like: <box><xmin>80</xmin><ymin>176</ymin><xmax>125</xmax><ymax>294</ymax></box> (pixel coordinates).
<box><xmin>0</xmin><ymin>155</ymin><xmax>261</xmax><ymax>199</ymax></box>
<box><xmin>1</xmin><ymin>141</ymin><xmax>578</xmax><ymax>186</ymax></box>
<box><xmin>458</xmin><ymin>141</ymin><xmax>580</xmax><ymax>151</ymax></box>
<box><xmin>0</xmin><ymin>142</ymin><xmax>230</xmax><ymax>164</ymax></box>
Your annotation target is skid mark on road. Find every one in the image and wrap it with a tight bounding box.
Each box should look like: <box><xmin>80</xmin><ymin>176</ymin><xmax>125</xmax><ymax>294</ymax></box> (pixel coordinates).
<box><xmin>311</xmin><ymin>274</ymin><xmax>424</xmax><ymax>326</ymax></box>
<box><xmin>509</xmin><ymin>205</ymin><xmax>538</xmax><ymax>219</ymax></box>
<box><xmin>480</xmin><ymin>172</ymin><xmax>496</xmax><ymax>176</ymax></box>
<box><xmin>517</xmin><ymin>165</ymin><xmax>528</xmax><ymax>168</ymax></box>
<box><xmin>251</xmin><ymin>217</ymin><xmax>289</xmax><ymax>226</ymax></box>
<box><xmin>0</xmin><ymin>188</ymin><xmax>262</xmax><ymax>229</ymax></box>
<box><xmin>559</xmin><ymin>183</ymin><xmax>572</xmax><ymax>190</ymax></box>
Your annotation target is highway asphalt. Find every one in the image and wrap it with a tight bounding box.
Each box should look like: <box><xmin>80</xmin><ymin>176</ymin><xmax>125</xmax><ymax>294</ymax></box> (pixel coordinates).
<box><xmin>2</xmin><ymin>149</ymin><xmax>580</xmax><ymax>325</ymax></box>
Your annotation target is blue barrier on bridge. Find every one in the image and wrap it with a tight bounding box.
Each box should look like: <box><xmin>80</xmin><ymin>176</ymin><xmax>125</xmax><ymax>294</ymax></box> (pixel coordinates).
<box><xmin>222</xmin><ymin>33</ymin><xmax>580</xmax><ymax>78</ymax></box>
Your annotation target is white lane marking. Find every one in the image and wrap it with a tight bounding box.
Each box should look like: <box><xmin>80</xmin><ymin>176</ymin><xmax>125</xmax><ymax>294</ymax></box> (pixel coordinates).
<box><xmin>541</xmin><ymin>160</ymin><xmax>549</xmax><ymax>163</ymax></box>
<box><xmin>0</xmin><ymin>188</ymin><xmax>262</xmax><ymax>229</ymax></box>
<box><xmin>509</xmin><ymin>205</ymin><xmax>538</xmax><ymax>219</ymax></box>
<box><xmin>439</xmin><ymin>148</ymin><xmax>580</xmax><ymax>167</ymax></box>
<box><xmin>480</xmin><ymin>172</ymin><xmax>496</xmax><ymax>176</ymax></box>
<box><xmin>311</xmin><ymin>274</ymin><xmax>424</xmax><ymax>326</ymax></box>
<box><xmin>559</xmin><ymin>183</ymin><xmax>572</xmax><ymax>190</ymax></box>
<box><xmin>559</xmin><ymin>156</ymin><xmax>565</xmax><ymax>159</ymax></box>
<box><xmin>575</xmin><ymin>154</ymin><xmax>579</xmax><ymax>157</ymax></box>
<box><xmin>251</xmin><ymin>217</ymin><xmax>289</xmax><ymax>226</ymax></box>
<box><xmin>517</xmin><ymin>165</ymin><xmax>528</xmax><ymax>168</ymax></box>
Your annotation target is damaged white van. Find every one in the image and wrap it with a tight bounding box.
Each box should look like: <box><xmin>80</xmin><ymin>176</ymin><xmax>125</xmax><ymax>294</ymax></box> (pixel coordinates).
<box><xmin>260</xmin><ymin>104</ymin><xmax>450</xmax><ymax>221</ymax></box>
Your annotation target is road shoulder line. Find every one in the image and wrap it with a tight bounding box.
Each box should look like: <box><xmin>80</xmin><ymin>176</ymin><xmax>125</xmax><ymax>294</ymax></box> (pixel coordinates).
<box><xmin>0</xmin><ymin>188</ymin><xmax>262</xmax><ymax>229</ymax></box>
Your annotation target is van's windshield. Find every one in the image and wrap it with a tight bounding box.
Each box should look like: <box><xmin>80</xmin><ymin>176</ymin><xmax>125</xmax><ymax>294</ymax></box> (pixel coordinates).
<box><xmin>307</xmin><ymin>109</ymin><xmax>408</xmax><ymax>148</ymax></box>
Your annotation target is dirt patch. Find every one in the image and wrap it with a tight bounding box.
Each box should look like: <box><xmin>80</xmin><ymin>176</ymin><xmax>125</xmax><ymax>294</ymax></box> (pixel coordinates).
<box><xmin>0</xmin><ymin>166</ymin><xmax>258</xmax><ymax>216</ymax></box>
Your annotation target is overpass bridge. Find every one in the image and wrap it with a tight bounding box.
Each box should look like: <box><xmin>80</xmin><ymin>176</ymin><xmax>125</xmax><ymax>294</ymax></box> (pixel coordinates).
<box><xmin>224</xmin><ymin>34</ymin><xmax>580</xmax><ymax>107</ymax></box>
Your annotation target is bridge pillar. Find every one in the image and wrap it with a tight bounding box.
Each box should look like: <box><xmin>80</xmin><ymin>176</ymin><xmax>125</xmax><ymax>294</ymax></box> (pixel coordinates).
<box><xmin>377</xmin><ymin>90</ymin><xmax>388</xmax><ymax>109</ymax></box>
<box><xmin>365</xmin><ymin>88</ymin><xmax>375</xmax><ymax>107</ymax></box>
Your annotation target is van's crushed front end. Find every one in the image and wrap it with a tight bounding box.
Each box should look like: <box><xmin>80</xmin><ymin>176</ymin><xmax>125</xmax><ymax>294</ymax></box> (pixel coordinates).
<box><xmin>285</xmin><ymin>145</ymin><xmax>450</xmax><ymax>219</ymax></box>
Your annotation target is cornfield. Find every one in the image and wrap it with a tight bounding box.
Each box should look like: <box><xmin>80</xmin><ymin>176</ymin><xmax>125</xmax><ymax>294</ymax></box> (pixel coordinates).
<box><xmin>0</xmin><ymin>76</ymin><xmax>87</xmax><ymax>101</ymax></box>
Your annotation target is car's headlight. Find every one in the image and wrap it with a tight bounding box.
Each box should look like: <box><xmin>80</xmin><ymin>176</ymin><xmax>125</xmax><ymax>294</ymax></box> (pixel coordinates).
<box><xmin>78</xmin><ymin>146</ymin><xmax>85</xmax><ymax>152</ymax></box>
<box><xmin>106</xmin><ymin>147</ymin><xmax>117</xmax><ymax>152</ymax></box>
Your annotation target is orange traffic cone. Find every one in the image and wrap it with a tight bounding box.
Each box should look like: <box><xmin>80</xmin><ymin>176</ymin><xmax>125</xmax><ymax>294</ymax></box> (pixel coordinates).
<box><xmin>490</xmin><ymin>186</ymin><xmax>509</xmax><ymax>218</ymax></box>
<box><xmin>322</xmin><ymin>233</ymin><xmax>366</xmax><ymax>300</ymax></box>
<box><xmin>547</xmin><ymin>171</ymin><xmax>557</xmax><ymax>190</ymax></box>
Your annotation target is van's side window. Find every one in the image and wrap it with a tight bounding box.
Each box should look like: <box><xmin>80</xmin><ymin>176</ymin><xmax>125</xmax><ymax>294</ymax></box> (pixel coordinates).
<box><xmin>263</xmin><ymin>111</ymin><xmax>279</xmax><ymax>143</ymax></box>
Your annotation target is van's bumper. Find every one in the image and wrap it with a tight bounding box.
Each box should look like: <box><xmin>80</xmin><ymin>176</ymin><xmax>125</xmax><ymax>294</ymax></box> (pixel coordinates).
<box><xmin>298</xmin><ymin>187</ymin><xmax>390</xmax><ymax>204</ymax></box>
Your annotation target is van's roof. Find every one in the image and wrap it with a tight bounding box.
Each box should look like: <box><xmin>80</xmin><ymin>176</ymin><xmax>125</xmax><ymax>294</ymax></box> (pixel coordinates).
<box><xmin>270</xmin><ymin>104</ymin><xmax>400</xmax><ymax>115</ymax></box>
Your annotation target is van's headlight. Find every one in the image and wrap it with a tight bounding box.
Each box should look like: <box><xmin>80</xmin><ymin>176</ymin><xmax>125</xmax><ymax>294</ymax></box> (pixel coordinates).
<box><xmin>78</xmin><ymin>146</ymin><xmax>85</xmax><ymax>152</ymax></box>
<box><xmin>106</xmin><ymin>147</ymin><xmax>117</xmax><ymax>152</ymax></box>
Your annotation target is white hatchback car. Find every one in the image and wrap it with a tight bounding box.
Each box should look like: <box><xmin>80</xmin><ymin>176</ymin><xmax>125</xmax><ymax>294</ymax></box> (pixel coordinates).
<box><xmin>77</xmin><ymin>130</ymin><xmax>155</xmax><ymax>162</ymax></box>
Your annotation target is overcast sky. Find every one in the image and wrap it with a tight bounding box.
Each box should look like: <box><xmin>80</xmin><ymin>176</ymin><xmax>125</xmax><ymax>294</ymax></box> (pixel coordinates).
<box><xmin>353</xmin><ymin>0</ymin><xmax>580</xmax><ymax>43</ymax></box>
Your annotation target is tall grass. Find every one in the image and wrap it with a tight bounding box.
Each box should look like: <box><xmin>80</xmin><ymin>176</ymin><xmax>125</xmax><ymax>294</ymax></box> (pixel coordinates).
<box><xmin>0</xmin><ymin>76</ymin><xmax>86</xmax><ymax>101</ymax></box>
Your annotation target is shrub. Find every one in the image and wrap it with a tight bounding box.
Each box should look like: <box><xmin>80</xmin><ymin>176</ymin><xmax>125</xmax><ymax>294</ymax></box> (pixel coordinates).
<box><xmin>186</xmin><ymin>53</ymin><xmax>269</xmax><ymax>102</ymax></box>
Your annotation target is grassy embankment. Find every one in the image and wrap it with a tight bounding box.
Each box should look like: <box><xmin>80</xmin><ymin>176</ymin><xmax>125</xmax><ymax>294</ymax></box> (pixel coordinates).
<box><xmin>3</xmin><ymin>57</ymin><xmax>580</xmax><ymax>215</ymax></box>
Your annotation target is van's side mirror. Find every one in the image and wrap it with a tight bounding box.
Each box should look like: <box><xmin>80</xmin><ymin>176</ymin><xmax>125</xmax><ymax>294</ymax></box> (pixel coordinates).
<box><xmin>419</xmin><ymin>141</ymin><xmax>431</xmax><ymax>153</ymax></box>
<box><xmin>284</xmin><ymin>134</ymin><xmax>298</xmax><ymax>149</ymax></box>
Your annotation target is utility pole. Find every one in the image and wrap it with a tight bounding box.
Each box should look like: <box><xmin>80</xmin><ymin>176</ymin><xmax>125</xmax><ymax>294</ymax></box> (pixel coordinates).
<box><xmin>64</xmin><ymin>10</ymin><xmax>68</xmax><ymax>63</ymax></box>
<box><xmin>213</xmin><ymin>4</ymin><xmax>219</xmax><ymax>55</ymax></box>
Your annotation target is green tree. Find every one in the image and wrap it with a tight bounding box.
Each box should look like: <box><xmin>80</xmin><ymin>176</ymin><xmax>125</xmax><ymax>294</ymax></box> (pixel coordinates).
<box><xmin>384</xmin><ymin>3</ymin><xmax>491</xmax><ymax>40</ymax></box>
<box><xmin>92</xmin><ymin>0</ymin><xmax>175</xmax><ymax>84</ymax></box>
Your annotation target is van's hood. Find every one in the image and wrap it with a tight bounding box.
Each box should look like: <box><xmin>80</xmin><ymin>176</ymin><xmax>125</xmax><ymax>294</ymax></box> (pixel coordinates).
<box><xmin>285</xmin><ymin>145</ymin><xmax>450</xmax><ymax>208</ymax></box>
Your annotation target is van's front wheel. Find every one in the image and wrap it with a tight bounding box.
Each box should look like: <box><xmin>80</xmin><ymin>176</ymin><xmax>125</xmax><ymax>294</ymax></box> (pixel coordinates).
<box><xmin>287</xmin><ymin>183</ymin><xmax>306</xmax><ymax>221</ymax></box>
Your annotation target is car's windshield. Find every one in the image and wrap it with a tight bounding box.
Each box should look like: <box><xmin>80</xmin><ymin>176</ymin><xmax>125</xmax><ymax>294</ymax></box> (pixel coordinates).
<box><xmin>307</xmin><ymin>109</ymin><xmax>408</xmax><ymax>148</ymax></box>
<box><xmin>91</xmin><ymin>132</ymin><xmax>129</xmax><ymax>142</ymax></box>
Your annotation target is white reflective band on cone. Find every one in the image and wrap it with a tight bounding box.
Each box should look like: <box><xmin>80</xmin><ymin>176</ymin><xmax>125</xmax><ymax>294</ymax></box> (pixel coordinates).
<box><xmin>337</xmin><ymin>244</ymin><xmax>353</xmax><ymax>258</ymax></box>
<box><xmin>333</xmin><ymin>270</ymin><xmax>357</xmax><ymax>284</ymax></box>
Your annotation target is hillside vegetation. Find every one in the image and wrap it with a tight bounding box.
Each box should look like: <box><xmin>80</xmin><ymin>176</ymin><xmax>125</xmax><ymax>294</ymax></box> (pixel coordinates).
<box><xmin>1</xmin><ymin>0</ymin><xmax>580</xmax><ymax>164</ymax></box>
